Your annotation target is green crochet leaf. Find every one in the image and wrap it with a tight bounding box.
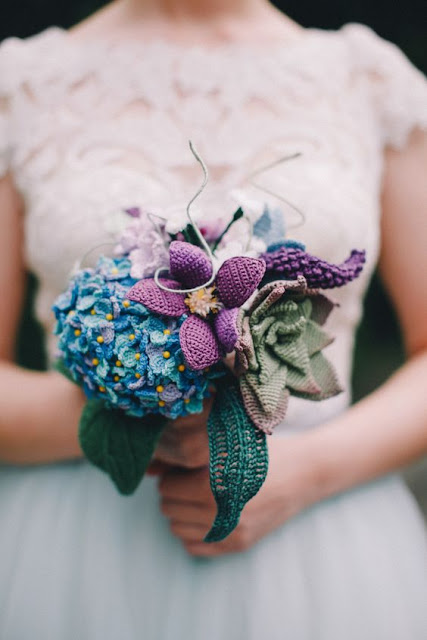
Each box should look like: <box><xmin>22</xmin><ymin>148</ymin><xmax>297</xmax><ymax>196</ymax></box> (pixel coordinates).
<box><xmin>205</xmin><ymin>378</ymin><xmax>269</xmax><ymax>543</ymax></box>
<box><xmin>236</xmin><ymin>283</ymin><xmax>342</xmax><ymax>433</ymax></box>
<box><xmin>79</xmin><ymin>400</ymin><xmax>167</xmax><ymax>495</ymax></box>
<box><xmin>54</xmin><ymin>358</ymin><xmax>78</xmax><ymax>384</ymax></box>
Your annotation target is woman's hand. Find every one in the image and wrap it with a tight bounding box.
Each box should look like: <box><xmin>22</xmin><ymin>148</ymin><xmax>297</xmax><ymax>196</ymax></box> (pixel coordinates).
<box><xmin>158</xmin><ymin>433</ymin><xmax>323</xmax><ymax>556</ymax></box>
<box><xmin>148</xmin><ymin>395</ymin><xmax>214</xmax><ymax>472</ymax></box>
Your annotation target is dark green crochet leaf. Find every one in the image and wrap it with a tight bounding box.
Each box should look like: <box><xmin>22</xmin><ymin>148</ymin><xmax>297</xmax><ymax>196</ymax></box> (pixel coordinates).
<box><xmin>54</xmin><ymin>358</ymin><xmax>78</xmax><ymax>385</ymax></box>
<box><xmin>205</xmin><ymin>378</ymin><xmax>269</xmax><ymax>543</ymax></box>
<box><xmin>79</xmin><ymin>400</ymin><xmax>167</xmax><ymax>495</ymax></box>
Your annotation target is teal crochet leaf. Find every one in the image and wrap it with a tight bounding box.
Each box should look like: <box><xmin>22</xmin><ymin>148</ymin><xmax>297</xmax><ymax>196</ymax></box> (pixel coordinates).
<box><xmin>79</xmin><ymin>400</ymin><xmax>167</xmax><ymax>495</ymax></box>
<box><xmin>205</xmin><ymin>378</ymin><xmax>269</xmax><ymax>543</ymax></box>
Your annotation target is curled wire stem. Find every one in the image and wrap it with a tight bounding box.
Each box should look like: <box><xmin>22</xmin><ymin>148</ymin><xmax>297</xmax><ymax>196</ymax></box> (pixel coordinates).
<box><xmin>75</xmin><ymin>242</ymin><xmax>117</xmax><ymax>272</ymax></box>
<box><xmin>246</xmin><ymin>152</ymin><xmax>302</xmax><ymax>182</ymax></box>
<box><xmin>247</xmin><ymin>151</ymin><xmax>306</xmax><ymax>230</ymax></box>
<box><xmin>154</xmin><ymin>141</ymin><xmax>216</xmax><ymax>295</ymax></box>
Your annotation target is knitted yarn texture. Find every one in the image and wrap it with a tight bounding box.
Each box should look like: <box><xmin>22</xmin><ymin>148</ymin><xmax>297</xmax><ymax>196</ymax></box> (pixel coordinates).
<box><xmin>235</xmin><ymin>278</ymin><xmax>342</xmax><ymax>434</ymax></box>
<box><xmin>205</xmin><ymin>376</ymin><xmax>269</xmax><ymax>543</ymax></box>
<box><xmin>261</xmin><ymin>247</ymin><xmax>366</xmax><ymax>289</ymax></box>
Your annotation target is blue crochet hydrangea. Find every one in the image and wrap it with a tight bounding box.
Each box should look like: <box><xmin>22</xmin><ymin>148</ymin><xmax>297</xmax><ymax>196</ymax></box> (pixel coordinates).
<box><xmin>53</xmin><ymin>256</ymin><xmax>222</xmax><ymax>420</ymax></box>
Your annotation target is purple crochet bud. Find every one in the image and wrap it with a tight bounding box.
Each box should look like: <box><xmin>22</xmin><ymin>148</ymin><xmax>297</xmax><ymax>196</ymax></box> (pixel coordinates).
<box><xmin>261</xmin><ymin>248</ymin><xmax>366</xmax><ymax>289</ymax></box>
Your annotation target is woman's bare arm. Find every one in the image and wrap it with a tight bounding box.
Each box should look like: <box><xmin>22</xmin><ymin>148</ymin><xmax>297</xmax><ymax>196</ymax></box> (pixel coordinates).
<box><xmin>299</xmin><ymin>128</ymin><xmax>427</xmax><ymax>498</ymax></box>
<box><xmin>0</xmin><ymin>173</ymin><xmax>84</xmax><ymax>464</ymax></box>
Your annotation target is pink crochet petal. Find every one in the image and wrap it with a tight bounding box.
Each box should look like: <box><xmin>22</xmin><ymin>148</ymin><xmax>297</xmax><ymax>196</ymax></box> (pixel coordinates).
<box><xmin>180</xmin><ymin>315</ymin><xmax>223</xmax><ymax>370</ymax></box>
<box><xmin>214</xmin><ymin>307</ymin><xmax>239</xmax><ymax>353</ymax></box>
<box><xmin>127</xmin><ymin>278</ymin><xmax>187</xmax><ymax>317</ymax></box>
<box><xmin>169</xmin><ymin>241</ymin><xmax>213</xmax><ymax>289</ymax></box>
<box><xmin>216</xmin><ymin>257</ymin><xmax>266</xmax><ymax>308</ymax></box>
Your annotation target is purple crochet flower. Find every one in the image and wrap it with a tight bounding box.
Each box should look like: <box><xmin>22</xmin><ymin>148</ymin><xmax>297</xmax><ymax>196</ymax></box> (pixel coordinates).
<box><xmin>127</xmin><ymin>241</ymin><xmax>266</xmax><ymax>370</ymax></box>
<box><xmin>261</xmin><ymin>247</ymin><xmax>366</xmax><ymax>289</ymax></box>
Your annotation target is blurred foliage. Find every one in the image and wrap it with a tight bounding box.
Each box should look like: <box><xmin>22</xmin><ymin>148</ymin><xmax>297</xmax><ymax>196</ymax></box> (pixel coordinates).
<box><xmin>5</xmin><ymin>1</ymin><xmax>426</xmax><ymax>403</ymax></box>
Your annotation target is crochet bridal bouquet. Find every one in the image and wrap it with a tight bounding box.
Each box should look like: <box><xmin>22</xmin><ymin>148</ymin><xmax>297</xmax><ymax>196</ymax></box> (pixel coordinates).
<box><xmin>53</xmin><ymin>145</ymin><xmax>365</xmax><ymax>542</ymax></box>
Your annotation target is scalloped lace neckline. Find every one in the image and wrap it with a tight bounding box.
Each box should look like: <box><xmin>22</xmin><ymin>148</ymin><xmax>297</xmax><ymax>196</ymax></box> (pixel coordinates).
<box><xmin>30</xmin><ymin>23</ymin><xmax>333</xmax><ymax>59</ymax></box>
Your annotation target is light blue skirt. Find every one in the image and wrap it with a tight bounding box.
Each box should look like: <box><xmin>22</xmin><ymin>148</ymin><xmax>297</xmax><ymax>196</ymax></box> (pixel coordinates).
<box><xmin>0</xmin><ymin>446</ymin><xmax>426</xmax><ymax>640</ymax></box>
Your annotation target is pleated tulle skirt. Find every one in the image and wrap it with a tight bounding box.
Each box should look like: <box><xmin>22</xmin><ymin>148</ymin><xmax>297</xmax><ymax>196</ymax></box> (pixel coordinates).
<box><xmin>0</xmin><ymin>444</ymin><xmax>426</xmax><ymax>640</ymax></box>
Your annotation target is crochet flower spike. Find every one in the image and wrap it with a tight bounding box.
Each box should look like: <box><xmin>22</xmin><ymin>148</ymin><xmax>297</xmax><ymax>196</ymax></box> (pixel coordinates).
<box><xmin>127</xmin><ymin>241</ymin><xmax>266</xmax><ymax>370</ymax></box>
<box><xmin>261</xmin><ymin>247</ymin><xmax>366</xmax><ymax>289</ymax></box>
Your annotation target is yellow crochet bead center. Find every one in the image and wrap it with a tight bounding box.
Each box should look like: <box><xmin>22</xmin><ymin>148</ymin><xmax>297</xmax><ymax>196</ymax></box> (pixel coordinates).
<box><xmin>97</xmin><ymin>336</ymin><xmax>104</xmax><ymax>344</ymax></box>
<box><xmin>158</xmin><ymin>400</ymin><xmax>166</xmax><ymax>408</ymax></box>
<box><xmin>163</xmin><ymin>329</ymin><xmax>171</xmax><ymax>335</ymax></box>
<box><xmin>128</xmin><ymin>334</ymin><xmax>135</xmax><ymax>341</ymax></box>
<box><xmin>114</xmin><ymin>376</ymin><xmax>120</xmax><ymax>382</ymax></box>
<box><xmin>135</xmin><ymin>373</ymin><xmax>141</xmax><ymax>379</ymax></box>
<box><xmin>135</xmin><ymin>353</ymin><xmax>141</xmax><ymax>360</ymax></box>
<box><xmin>156</xmin><ymin>385</ymin><xmax>164</xmax><ymax>393</ymax></box>
<box><xmin>184</xmin><ymin>398</ymin><xmax>191</xmax><ymax>404</ymax></box>
<box><xmin>123</xmin><ymin>300</ymin><xmax>130</xmax><ymax>308</ymax></box>
<box><xmin>74</xmin><ymin>329</ymin><xmax>81</xmax><ymax>337</ymax></box>
<box><xmin>106</xmin><ymin>313</ymin><xmax>113</xmax><ymax>321</ymax></box>
<box><xmin>99</xmin><ymin>386</ymin><xmax>106</xmax><ymax>393</ymax></box>
<box><xmin>115</xmin><ymin>360</ymin><xmax>122</xmax><ymax>367</ymax></box>
<box><xmin>111</xmin><ymin>267</ymin><xmax>119</xmax><ymax>275</ymax></box>
<box><xmin>90</xmin><ymin>309</ymin><xmax>96</xmax><ymax>315</ymax></box>
<box><xmin>92</xmin><ymin>358</ymin><xmax>99</xmax><ymax>366</ymax></box>
<box><xmin>178</xmin><ymin>364</ymin><xmax>185</xmax><ymax>372</ymax></box>
<box><xmin>163</xmin><ymin>351</ymin><xmax>171</xmax><ymax>359</ymax></box>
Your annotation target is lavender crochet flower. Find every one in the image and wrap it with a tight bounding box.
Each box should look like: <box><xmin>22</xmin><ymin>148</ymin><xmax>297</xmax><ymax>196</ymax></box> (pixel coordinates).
<box><xmin>261</xmin><ymin>246</ymin><xmax>366</xmax><ymax>289</ymax></box>
<box><xmin>127</xmin><ymin>241</ymin><xmax>266</xmax><ymax>370</ymax></box>
<box><xmin>115</xmin><ymin>209</ymin><xmax>169</xmax><ymax>280</ymax></box>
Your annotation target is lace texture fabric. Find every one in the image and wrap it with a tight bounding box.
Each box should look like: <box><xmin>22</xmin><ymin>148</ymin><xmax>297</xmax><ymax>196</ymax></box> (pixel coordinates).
<box><xmin>0</xmin><ymin>21</ymin><xmax>426</xmax><ymax>428</ymax></box>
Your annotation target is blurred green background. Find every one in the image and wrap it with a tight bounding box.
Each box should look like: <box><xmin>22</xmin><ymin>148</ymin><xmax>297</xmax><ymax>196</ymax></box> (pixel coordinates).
<box><xmin>2</xmin><ymin>1</ymin><xmax>427</xmax><ymax>512</ymax></box>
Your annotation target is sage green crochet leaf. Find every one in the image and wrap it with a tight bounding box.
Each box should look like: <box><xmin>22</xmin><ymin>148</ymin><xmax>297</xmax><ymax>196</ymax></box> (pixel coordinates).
<box><xmin>235</xmin><ymin>280</ymin><xmax>342</xmax><ymax>434</ymax></box>
<box><xmin>205</xmin><ymin>378</ymin><xmax>269</xmax><ymax>543</ymax></box>
<box><xmin>291</xmin><ymin>350</ymin><xmax>342</xmax><ymax>401</ymax></box>
<box><xmin>79</xmin><ymin>400</ymin><xmax>167</xmax><ymax>495</ymax></box>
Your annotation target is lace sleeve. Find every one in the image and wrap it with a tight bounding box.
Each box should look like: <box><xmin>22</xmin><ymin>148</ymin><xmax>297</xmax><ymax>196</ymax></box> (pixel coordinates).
<box><xmin>0</xmin><ymin>67</ymin><xmax>11</xmax><ymax>178</ymax></box>
<box><xmin>0</xmin><ymin>36</ymin><xmax>17</xmax><ymax>179</ymax></box>
<box><xmin>343</xmin><ymin>23</ymin><xmax>427</xmax><ymax>149</ymax></box>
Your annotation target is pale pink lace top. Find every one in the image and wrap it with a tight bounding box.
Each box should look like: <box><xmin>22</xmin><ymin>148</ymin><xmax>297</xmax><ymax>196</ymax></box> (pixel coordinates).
<box><xmin>1</xmin><ymin>22</ymin><xmax>426</xmax><ymax>429</ymax></box>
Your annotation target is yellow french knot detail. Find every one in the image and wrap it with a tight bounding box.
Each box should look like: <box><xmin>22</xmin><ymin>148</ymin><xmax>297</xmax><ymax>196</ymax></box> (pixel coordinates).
<box><xmin>135</xmin><ymin>353</ymin><xmax>141</xmax><ymax>360</ymax></box>
<box><xmin>92</xmin><ymin>358</ymin><xmax>99</xmax><ymax>366</ymax></box>
<box><xmin>115</xmin><ymin>360</ymin><xmax>122</xmax><ymax>367</ymax></box>
<box><xmin>99</xmin><ymin>386</ymin><xmax>106</xmax><ymax>393</ymax></box>
<box><xmin>106</xmin><ymin>313</ymin><xmax>113</xmax><ymax>321</ymax></box>
<box><xmin>128</xmin><ymin>334</ymin><xmax>135</xmax><ymax>341</ymax></box>
<box><xmin>123</xmin><ymin>300</ymin><xmax>130</xmax><ymax>308</ymax></box>
<box><xmin>135</xmin><ymin>373</ymin><xmax>141</xmax><ymax>379</ymax></box>
<box><xmin>74</xmin><ymin>329</ymin><xmax>81</xmax><ymax>337</ymax></box>
<box><xmin>163</xmin><ymin>329</ymin><xmax>171</xmax><ymax>335</ymax></box>
<box><xmin>114</xmin><ymin>376</ymin><xmax>120</xmax><ymax>382</ymax></box>
<box><xmin>163</xmin><ymin>351</ymin><xmax>171</xmax><ymax>359</ymax></box>
<box><xmin>178</xmin><ymin>364</ymin><xmax>185</xmax><ymax>372</ymax></box>
<box><xmin>97</xmin><ymin>336</ymin><xmax>104</xmax><ymax>344</ymax></box>
<box><xmin>156</xmin><ymin>385</ymin><xmax>164</xmax><ymax>393</ymax></box>
<box><xmin>90</xmin><ymin>309</ymin><xmax>96</xmax><ymax>315</ymax></box>
<box><xmin>158</xmin><ymin>400</ymin><xmax>166</xmax><ymax>408</ymax></box>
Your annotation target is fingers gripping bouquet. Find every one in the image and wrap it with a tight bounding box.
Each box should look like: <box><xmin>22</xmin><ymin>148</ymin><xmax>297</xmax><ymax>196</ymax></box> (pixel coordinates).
<box><xmin>53</xmin><ymin>143</ymin><xmax>366</xmax><ymax>542</ymax></box>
